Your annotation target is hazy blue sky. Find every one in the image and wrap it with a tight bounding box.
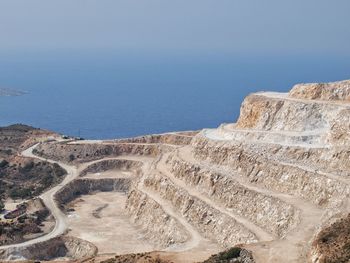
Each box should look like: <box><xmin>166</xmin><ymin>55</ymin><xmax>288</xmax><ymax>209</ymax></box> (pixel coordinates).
<box><xmin>0</xmin><ymin>0</ymin><xmax>349</xmax><ymax>55</ymax></box>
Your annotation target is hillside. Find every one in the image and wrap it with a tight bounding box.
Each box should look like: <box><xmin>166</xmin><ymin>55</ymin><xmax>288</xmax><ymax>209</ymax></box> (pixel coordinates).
<box><xmin>0</xmin><ymin>125</ymin><xmax>66</xmax><ymax>201</ymax></box>
<box><xmin>1</xmin><ymin>80</ymin><xmax>350</xmax><ymax>262</ymax></box>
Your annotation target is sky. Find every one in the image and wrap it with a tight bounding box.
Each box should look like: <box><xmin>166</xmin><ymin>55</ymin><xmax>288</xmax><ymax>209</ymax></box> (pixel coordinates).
<box><xmin>0</xmin><ymin>0</ymin><xmax>350</xmax><ymax>56</ymax></box>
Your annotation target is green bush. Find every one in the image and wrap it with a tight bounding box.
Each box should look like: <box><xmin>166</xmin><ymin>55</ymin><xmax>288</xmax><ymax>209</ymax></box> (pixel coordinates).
<box><xmin>0</xmin><ymin>159</ymin><xmax>9</xmax><ymax>168</ymax></box>
<box><xmin>69</xmin><ymin>154</ymin><xmax>75</xmax><ymax>161</ymax></box>
<box><xmin>9</xmin><ymin>187</ymin><xmax>33</xmax><ymax>199</ymax></box>
<box><xmin>20</xmin><ymin>161</ymin><xmax>34</xmax><ymax>173</ymax></box>
<box><xmin>40</xmin><ymin>174</ymin><xmax>54</xmax><ymax>187</ymax></box>
<box><xmin>53</xmin><ymin>163</ymin><xmax>66</xmax><ymax>176</ymax></box>
<box><xmin>218</xmin><ymin>247</ymin><xmax>241</xmax><ymax>260</ymax></box>
<box><xmin>0</xmin><ymin>199</ymin><xmax>4</xmax><ymax>212</ymax></box>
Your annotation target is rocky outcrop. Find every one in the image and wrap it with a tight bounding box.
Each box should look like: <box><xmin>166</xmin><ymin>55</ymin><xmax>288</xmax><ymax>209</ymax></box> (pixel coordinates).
<box><xmin>55</xmin><ymin>178</ymin><xmax>130</xmax><ymax>205</ymax></box>
<box><xmin>112</xmin><ymin>132</ymin><xmax>196</xmax><ymax>146</ymax></box>
<box><xmin>327</xmin><ymin>108</ymin><xmax>350</xmax><ymax>145</ymax></box>
<box><xmin>289</xmin><ymin>80</ymin><xmax>350</xmax><ymax>101</ymax></box>
<box><xmin>118</xmin><ymin>80</ymin><xmax>350</xmax><ymax>262</ymax></box>
<box><xmin>235</xmin><ymin>93</ymin><xmax>339</xmax><ymax>132</ymax></box>
<box><xmin>191</xmin><ymin>134</ymin><xmax>350</xmax><ymax>208</ymax></box>
<box><xmin>80</xmin><ymin>159</ymin><xmax>143</xmax><ymax>177</ymax></box>
<box><xmin>125</xmin><ymin>189</ymin><xmax>190</xmax><ymax>248</ymax></box>
<box><xmin>0</xmin><ymin>236</ymin><xmax>97</xmax><ymax>261</ymax></box>
<box><xmin>165</xmin><ymin>151</ymin><xmax>299</xmax><ymax>237</ymax></box>
<box><xmin>34</xmin><ymin>142</ymin><xmax>166</xmax><ymax>163</ymax></box>
<box><xmin>142</xmin><ymin>172</ymin><xmax>257</xmax><ymax>247</ymax></box>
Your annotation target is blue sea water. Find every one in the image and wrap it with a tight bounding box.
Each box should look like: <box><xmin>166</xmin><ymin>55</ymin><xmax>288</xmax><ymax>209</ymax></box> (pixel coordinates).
<box><xmin>0</xmin><ymin>51</ymin><xmax>349</xmax><ymax>139</ymax></box>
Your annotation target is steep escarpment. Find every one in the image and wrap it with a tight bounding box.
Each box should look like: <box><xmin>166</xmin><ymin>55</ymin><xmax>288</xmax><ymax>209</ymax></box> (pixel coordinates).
<box><xmin>125</xmin><ymin>189</ymin><xmax>191</xmax><ymax>248</ymax></box>
<box><xmin>289</xmin><ymin>80</ymin><xmax>350</xmax><ymax>101</ymax></box>
<box><xmin>187</xmin><ymin>80</ymin><xmax>350</xmax><ymax>262</ymax></box>
<box><xmin>235</xmin><ymin>93</ymin><xmax>338</xmax><ymax>133</ymax></box>
<box><xmin>55</xmin><ymin>178</ymin><xmax>130</xmax><ymax>205</ymax></box>
<box><xmin>80</xmin><ymin>159</ymin><xmax>143</xmax><ymax>177</ymax></box>
<box><xmin>142</xmin><ymin>171</ymin><xmax>258</xmax><ymax>246</ymax></box>
<box><xmin>34</xmin><ymin>141</ymin><xmax>166</xmax><ymax>163</ymax></box>
<box><xmin>165</xmin><ymin>151</ymin><xmax>299</xmax><ymax>237</ymax></box>
<box><xmin>112</xmin><ymin>131</ymin><xmax>196</xmax><ymax>146</ymax></box>
<box><xmin>191</xmin><ymin>135</ymin><xmax>350</xmax><ymax>207</ymax></box>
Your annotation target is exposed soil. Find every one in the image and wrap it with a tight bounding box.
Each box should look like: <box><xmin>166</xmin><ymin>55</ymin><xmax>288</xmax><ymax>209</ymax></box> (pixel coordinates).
<box><xmin>66</xmin><ymin>192</ymin><xmax>154</xmax><ymax>255</ymax></box>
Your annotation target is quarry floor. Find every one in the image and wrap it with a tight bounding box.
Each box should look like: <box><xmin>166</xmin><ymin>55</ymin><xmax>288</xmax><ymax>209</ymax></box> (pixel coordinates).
<box><xmin>66</xmin><ymin>191</ymin><xmax>154</xmax><ymax>255</ymax></box>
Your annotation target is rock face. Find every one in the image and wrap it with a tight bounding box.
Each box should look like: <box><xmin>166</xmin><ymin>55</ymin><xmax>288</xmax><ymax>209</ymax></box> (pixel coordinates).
<box><xmin>165</xmin><ymin>152</ymin><xmax>299</xmax><ymax>237</ymax></box>
<box><xmin>289</xmin><ymin>80</ymin><xmax>350</xmax><ymax>101</ymax></box>
<box><xmin>79</xmin><ymin>159</ymin><xmax>143</xmax><ymax>177</ymax></box>
<box><xmin>0</xmin><ymin>236</ymin><xmax>97</xmax><ymax>261</ymax></box>
<box><xmin>126</xmin><ymin>189</ymin><xmax>191</xmax><ymax>248</ymax></box>
<box><xmin>3</xmin><ymin>80</ymin><xmax>350</xmax><ymax>263</ymax></box>
<box><xmin>113</xmin><ymin>132</ymin><xmax>196</xmax><ymax>145</ymax></box>
<box><xmin>123</xmin><ymin>80</ymin><xmax>349</xmax><ymax>262</ymax></box>
<box><xmin>55</xmin><ymin>178</ymin><xmax>131</xmax><ymax>205</ymax></box>
<box><xmin>34</xmin><ymin>141</ymin><xmax>172</xmax><ymax>163</ymax></box>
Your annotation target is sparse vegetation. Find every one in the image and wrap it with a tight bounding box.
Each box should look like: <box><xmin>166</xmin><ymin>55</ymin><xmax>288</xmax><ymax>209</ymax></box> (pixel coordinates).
<box><xmin>9</xmin><ymin>187</ymin><xmax>34</xmax><ymax>199</ymax></box>
<box><xmin>69</xmin><ymin>154</ymin><xmax>75</xmax><ymax>161</ymax></box>
<box><xmin>0</xmin><ymin>159</ymin><xmax>9</xmax><ymax>168</ymax></box>
<box><xmin>218</xmin><ymin>247</ymin><xmax>241</xmax><ymax>260</ymax></box>
<box><xmin>101</xmin><ymin>252</ymin><xmax>172</xmax><ymax>263</ymax></box>
<box><xmin>0</xmin><ymin>199</ymin><xmax>51</xmax><ymax>246</ymax></box>
<box><xmin>0</xmin><ymin>199</ymin><xmax>4</xmax><ymax>212</ymax></box>
<box><xmin>201</xmin><ymin>247</ymin><xmax>252</xmax><ymax>263</ymax></box>
<box><xmin>0</xmin><ymin>124</ymin><xmax>66</xmax><ymax>201</ymax></box>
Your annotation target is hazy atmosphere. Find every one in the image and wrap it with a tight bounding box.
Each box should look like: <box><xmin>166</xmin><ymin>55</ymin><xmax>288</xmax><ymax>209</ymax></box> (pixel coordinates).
<box><xmin>1</xmin><ymin>0</ymin><xmax>350</xmax><ymax>138</ymax></box>
<box><xmin>1</xmin><ymin>0</ymin><xmax>350</xmax><ymax>54</ymax></box>
<box><xmin>1</xmin><ymin>2</ymin><xmax>350</xmax><ymax>263</ymax></box>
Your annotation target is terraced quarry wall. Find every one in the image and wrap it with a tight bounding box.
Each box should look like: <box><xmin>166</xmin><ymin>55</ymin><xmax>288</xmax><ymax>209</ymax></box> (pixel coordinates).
<box><xmin>2</xmin><ymin>80</ymin><xmax>350</xmax><ymax>263</ymax></box>
<box><xmin>125</xmin><ymin>189</ymin><xmax>191</xmax><ymax>249</ymax></box>
<box><xmin>142</xmin><ymin>171</ymin><xmax>258</xmax><ymax>247</ymax></box>
<box><xmin>191</xmin><ymin>134</ymin><xmax>350</xmax><ymax>208</ymax></box>
<box><xmin>113</xmin><ymin>132</ymin><xmax>195</xmax><ymax>145</ymax></box>
<box><xmin>165</xmin><ymin>151</ymin><xmax>299</xmax><ymax>237</ymax></box>
<box><xmin>34</xmin><ymin>142</ymin><xmax>165</xmax><ymax>163</ymax></box>
<box><xmin>79</xmin><ymin>159</ymin><xmax>143</xmax><ymax>177</ymax></box>
<box><xmin>55</xmin><ymin>178</ymin><xmax>130</xmax><ymax>205</ymax></box>
<box><xmin>235</xmin><ymin>93</ymin><xmax>338</xmax><ymax>132</ymax></box>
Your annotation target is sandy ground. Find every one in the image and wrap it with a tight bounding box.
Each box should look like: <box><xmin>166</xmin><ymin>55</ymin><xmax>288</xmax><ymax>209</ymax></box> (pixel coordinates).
<box><xmin>66</xmin><ymin>192</ymin><xmax>155</xmax><ymax>255</ymax></box>
<box><xmin>84</xmin><ymin>169</ymin><xmax>134</xmax><ymax>179</ymax></box>
<box><xmin>0</xmin><ymin>199</ymin><xmax>22</xmax><ymax>220</ymax></box>
<box><xmin>3</xmin><ymin>199</ymin><xmax>22</xmax><ymax>211</ymax></box>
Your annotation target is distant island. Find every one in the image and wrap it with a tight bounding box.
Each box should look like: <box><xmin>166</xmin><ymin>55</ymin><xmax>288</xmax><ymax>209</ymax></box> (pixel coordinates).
<box><xmin>0</xmin><ymin>88</ymin><xmax>27</xmax><ymax>96</ymax></box>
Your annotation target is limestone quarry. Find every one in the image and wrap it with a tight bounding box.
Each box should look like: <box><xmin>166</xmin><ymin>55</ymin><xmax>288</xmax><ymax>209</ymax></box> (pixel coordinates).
<box><xmin>1</xmin><ymin>79</ymin><xmax>350</xmax><ymax>263</ymax></box>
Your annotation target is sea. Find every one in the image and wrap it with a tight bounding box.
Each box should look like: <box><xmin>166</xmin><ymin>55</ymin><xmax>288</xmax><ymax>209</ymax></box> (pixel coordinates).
<box><xmin>0</xmin><ymin>50</ymin><xmax>349</xmax><ymax>139</ymax></box>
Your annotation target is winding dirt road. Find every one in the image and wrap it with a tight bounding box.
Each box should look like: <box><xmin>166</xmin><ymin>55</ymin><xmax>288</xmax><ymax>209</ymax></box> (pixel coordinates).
<box><xmin>0</xmin><ymin>141</ymin><xmax>211</xmax><ymax>257</ymax></box>
<box><xmin>0</xmin><ymin>143</ymin><xmax>78</xmax><ymax>250</ymax></box>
